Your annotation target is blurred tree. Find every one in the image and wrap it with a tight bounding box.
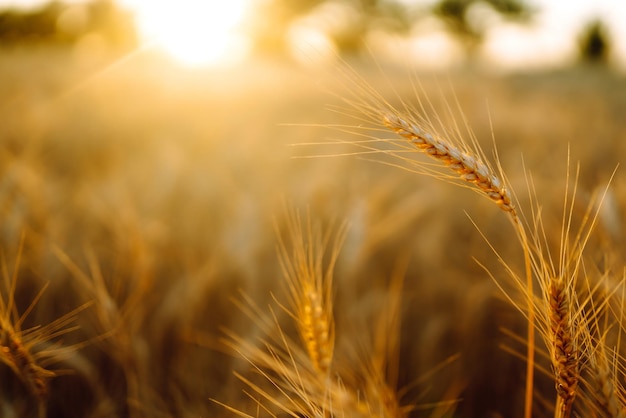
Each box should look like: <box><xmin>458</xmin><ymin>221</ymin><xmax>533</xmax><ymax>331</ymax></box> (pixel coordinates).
<box><xmin>0</xmin><ymin>0</ymin><xmax>136</xmax><ymax>49</ymax></box>
<box><xmin>0</xmin><ymin>2</ymin><xmax>62</xmax><ymax>43</ymax></box>
<box><xmin>247</xmin><ymin>0</ymin><xmax>413</xmax><ymax>56</ymax></box>
<box><xmin>432</xmin><ymin>0</ymin><xmax>533</xmax><ymax>57</ymax></box>
<box><xmin>578</xmin><ymin>19</ymin><xmax>610</xmax><ymax>65</ymax></box>
<box><xmin>247</xmin><ymin>0</ymin><xmax>326</xmax><ymax>55</ymax></box>
<box><xmin>330</xmin><ymin>0</ymin><xmax>413</xmax><ymax>53</ymax></box>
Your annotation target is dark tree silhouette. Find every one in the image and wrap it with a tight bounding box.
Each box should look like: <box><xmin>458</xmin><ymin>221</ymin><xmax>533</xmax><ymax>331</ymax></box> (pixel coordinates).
<box><xmin>0</xmin><ymin>2</ymin><xmax>62</xmax><ymax>43</ymax></box>
<box><xmin>578</xmin><ymin>19</ymin><xmax>611</xmax><ymax>65</ymax></box>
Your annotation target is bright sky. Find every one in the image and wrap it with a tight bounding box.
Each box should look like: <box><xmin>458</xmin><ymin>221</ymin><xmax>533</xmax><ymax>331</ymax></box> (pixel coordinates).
<box><xmin>1</xmin><ymin>0</ymin><xmax>625</xmax><ymax>69</ymax></box>
<box><xmin>485</xmin><ymin>0</ymin><xmax>626</xmax><ymax>69</ymax></box>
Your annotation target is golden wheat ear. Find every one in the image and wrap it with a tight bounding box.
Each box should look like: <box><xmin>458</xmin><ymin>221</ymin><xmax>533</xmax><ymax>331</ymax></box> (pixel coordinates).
<box><xmin>221</xmin><ymin>208</ymin><xmax>418</xmax><ymax>417</ymax></box>
<box><xmin>275</xmin><ymin>208</ymin><xmax>347</xmax><ymax>377</ymax></box>
<box><xmin>214</xmin><ymin>209</ymin><xmax>346</xmax><ymax>416</ymax></box>
<box><xmin>322</xmin><ymin>63</ymin><xmax>517</xmax><ymax>216</ymax></box>
<box><xmin>382</xmin><ymin>112</ymin><xmax>515</xmax><ymax>214</ymax></box>
<box><xmin>546</xmin><ymin>275</ymin><xmax>579</xmax><ymax>417</ymax></box>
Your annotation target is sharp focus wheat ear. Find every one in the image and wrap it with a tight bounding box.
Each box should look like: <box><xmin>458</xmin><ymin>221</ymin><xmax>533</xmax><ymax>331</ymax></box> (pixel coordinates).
<box><xmin>547</xmin><ymin>276</ymin><xmax>579</xmax><ymax>417</ymax></box>
<box><xmin>382</xmin><ymin>113</ymin><xmax>515</xmax><ymax>214</ymax></box>
<box><xmin>323</xmin><ymin>64</ymin><xmax>517</xmax><ymax>215</ymax></box>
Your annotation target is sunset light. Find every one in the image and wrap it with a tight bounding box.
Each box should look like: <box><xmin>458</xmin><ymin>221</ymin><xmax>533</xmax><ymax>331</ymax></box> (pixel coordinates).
<box><xmin>3</xmin><ymin>0</ymin><xmax>626</xmax><ymax>415</ymax></box>
<box><xmin>123</xmin><ymin>0</ymin><xmax>251</xmax><ymax>67</ymax></box>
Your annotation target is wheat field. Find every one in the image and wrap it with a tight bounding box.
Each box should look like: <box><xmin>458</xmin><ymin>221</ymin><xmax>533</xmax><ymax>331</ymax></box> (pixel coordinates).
<box><xmin>0</xmin><ymin>46</ymin><xmax>625</xmax><ymax>417</ymax></box>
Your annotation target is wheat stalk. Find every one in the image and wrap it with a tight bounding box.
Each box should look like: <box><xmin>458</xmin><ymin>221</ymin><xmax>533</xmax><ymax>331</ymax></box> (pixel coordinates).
<box><xmin>338</xmin><ymin>80</ymin><xmax>539</xmax><ymax>416</ymax></box>
<box><xmin>526</xmin><ymin>160</ymin><xmax>619</xmax><ymax>417</ymax></box>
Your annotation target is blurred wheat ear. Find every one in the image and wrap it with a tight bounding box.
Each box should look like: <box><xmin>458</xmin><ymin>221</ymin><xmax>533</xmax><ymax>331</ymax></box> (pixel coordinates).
<box><xmin>0</xmin><ymin>237</ymin><xmax>91</xmax><ymax>417</ymax></box>
<box><xmin>275</xmin><ymin>208</ymin><xmax>345</xmax><ymax>377</ymax></box>
<box><xmin>219</xmin><ymin>207</ymin><xmax>420</xmax><ymax>417</ymax></box>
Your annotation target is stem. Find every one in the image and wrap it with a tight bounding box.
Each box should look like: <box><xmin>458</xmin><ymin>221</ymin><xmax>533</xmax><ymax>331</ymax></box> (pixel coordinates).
<box><xmin>516</xmin><ymin>221</ymin><xmax>535</xmax><ymax>418</ymax></box>
<box><xmin>554</xmin><ymin>397</ymin><xmax>565</xmax><ymax>418</ymax></box>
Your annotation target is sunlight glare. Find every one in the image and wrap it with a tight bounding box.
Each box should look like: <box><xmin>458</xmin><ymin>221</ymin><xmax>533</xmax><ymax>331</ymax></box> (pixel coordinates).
<box><xmin>125</xmin><ymin>0</ymin><xmax>250</xmax><ymax>67</ymax></box>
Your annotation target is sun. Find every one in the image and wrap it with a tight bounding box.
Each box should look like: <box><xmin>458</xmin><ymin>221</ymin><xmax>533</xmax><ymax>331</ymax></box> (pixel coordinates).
<box><xmin>122</xmin><ymin>0</ymin><xmax>251</xmax><ymax>67</ymax></box>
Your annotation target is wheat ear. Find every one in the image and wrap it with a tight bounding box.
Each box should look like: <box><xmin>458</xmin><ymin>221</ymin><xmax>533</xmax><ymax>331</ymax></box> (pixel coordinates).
<box><xmin>382</xmin><ymin>113</ymin><xmax>515</xmax><ymax>214</ymax></box>
<box><xmin>276</xmin><ymin>210</ymin><xmax>345</xmax><ymax>375</ymax></box>
<box><xmin>0</xmin><ymin>238</ymin><xmax>91</xmax><ymax>418</ymax></box>
<box><xmin>0</xmin><ymin>242</ymin><xmax>56</xmax><ymax>407</ymax></box>
<box><xmin>547</xmin><ymin>276</ymin><xmax>579</xmax><ymax>417</ymax></box>
<box><xmin>0</xmin><ymin>321</ymin><xmax>56</xmax><ymax>400</ymax></box>
<box><xmin>0</xmin><ymin>288</ymin><xmax>91</xmax><ymax>402</ymax></box>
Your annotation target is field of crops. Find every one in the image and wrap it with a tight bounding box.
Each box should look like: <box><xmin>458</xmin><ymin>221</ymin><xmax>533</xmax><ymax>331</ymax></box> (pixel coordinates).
<box><xmin>1</xmin><ymin>46</ymin><xmax>625</xmax><ymax>417</ymax></box>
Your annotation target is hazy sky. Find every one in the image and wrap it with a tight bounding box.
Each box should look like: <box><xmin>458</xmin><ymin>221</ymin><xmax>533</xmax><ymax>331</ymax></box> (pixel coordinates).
<box><xmin>1</xmin><ymin>0</ymin><xmax>625</xmax><ymax>69</ymax></box>
<box><xmin>484</xmin><ymin>0</ymin><xmax>626</xmax><ymax>68</ymax></box>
